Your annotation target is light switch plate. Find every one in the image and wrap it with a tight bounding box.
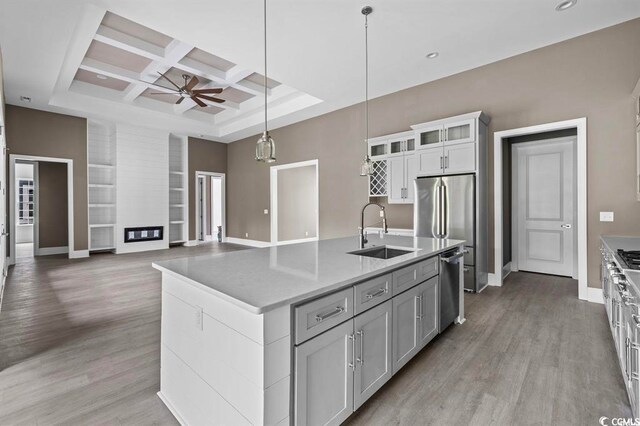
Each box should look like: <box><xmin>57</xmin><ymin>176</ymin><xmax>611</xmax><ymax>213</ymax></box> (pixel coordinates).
<box><xmin>600</xmin><ymin>211</ymin><xmax>614</xmax><ymax>222</ymax></box>
<box><xmin>264</xmin><ymin>209</ymin><xmax>269</xmax><ymax>215</ymax></box>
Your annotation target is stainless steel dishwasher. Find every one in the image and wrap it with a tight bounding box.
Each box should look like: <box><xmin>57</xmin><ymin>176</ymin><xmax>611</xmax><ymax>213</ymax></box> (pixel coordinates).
<box><xmin>439</xmin><ymin>248</ymin><xmax>463</xmax><ymax>332</ymax></box>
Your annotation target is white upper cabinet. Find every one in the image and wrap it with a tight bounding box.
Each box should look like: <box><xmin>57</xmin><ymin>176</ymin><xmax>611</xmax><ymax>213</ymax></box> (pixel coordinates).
<box><xmin>634</xmin><ymin>76</ymin><xmax>640</xmax><ymax>202</ymax></box>
<box><xmin>368</xmin><ymin>111</ymin><xmax>489</xmax><ymax>203</ymax></box>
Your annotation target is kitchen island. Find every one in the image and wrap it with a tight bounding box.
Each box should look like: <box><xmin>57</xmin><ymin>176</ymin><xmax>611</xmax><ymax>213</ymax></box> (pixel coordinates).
<box><xmin>152</xmin><ymin>234</ymin><xmax>466</xmax><ymax>426</ymax></box>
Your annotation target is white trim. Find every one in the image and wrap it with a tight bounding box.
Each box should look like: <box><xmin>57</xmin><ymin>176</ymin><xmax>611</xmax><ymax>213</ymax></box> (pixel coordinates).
<box><xmin>274</xmin><ymin>237</ymin><xmax>319</xmax><ymax>246</ymax></box>
<box><xmin>69</xmin><ymin>250</ymin><xmax>89</xmax><ymax>259</ymax></box>
<box><xmin>488</xmin><ymin>273</ymin><xmax>501</xmax><ymax>286</ymax></box>
<box><xmin>194</xmin><ymin>171</ymin><xmax>226</xmax><ymax>243</ymax></box>
<box><xmin>270</xmin><ymin>159</ymin><xmax>320</xmax><ymax>245</ymax></box>
<box><xmin>588</xmin><ymin>287</ymin><xmax>604</xmax><ymax>304</ymax></box>
<box><xmin>493</xmin><ymin>118</ymin><xmax>588</xmax><ymax>300</ymax></box>
<box><xmin>36</xmin><ymin>246</ymin><xmax>69</xmax><ymax>256</ymax></box>
<box><xmin>157</xmin><ymin>392</ymin><xmax>187</xmax><ymax>426</ymax></box>
<box><xmin>9</xmin><ymin>155</ymin><xmax>75</xmax><ymax>265</ymax></box>
<box><xmin>184</xmin><ymin>240</ymin><xmax>199</xmax><ymax>247</ymax></box>
<box><xmin>225</xmin><ymin>237</ymin><xmax>272</xmax><ymax>248</ymax></box>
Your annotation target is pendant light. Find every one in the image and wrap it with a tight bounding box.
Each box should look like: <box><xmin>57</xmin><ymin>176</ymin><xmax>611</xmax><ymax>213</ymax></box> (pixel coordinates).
<box><xmin>359</xmin><ymin>6</ymin><xmax>374</xmax><ymax>176</ymax></box>
<box><xmin>255</xmin><ymin>0</ymin><xmax>276</xmax><ymax>163</ymax></box>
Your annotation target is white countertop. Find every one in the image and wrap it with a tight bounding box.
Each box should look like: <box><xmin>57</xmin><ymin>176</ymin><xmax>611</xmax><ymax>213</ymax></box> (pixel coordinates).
<box><xmin>153</xmin><ymin>235</ymin><xmax>465</xmax><ymax>314</ymax></box>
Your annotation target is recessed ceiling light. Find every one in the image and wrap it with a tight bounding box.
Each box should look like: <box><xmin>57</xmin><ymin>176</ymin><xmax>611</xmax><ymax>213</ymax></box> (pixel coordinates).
<box><xmin>426</xmin><ymin>52</ymin><xmax>439</xmax><ymax>59</ymax></box>
<box><xmin>19</xmin><ymin>96</ymin><xmax>31</xmax><ymax>103</ymax></box>
<box><xmin>555</xmin><ymin>0</ymin><xmax>577</xmax><ymax>11</ymax></box>
<box><xmin>96</xmin><ymin>74</ymin><xmax>108</xmax><ymax>80</ymax></box>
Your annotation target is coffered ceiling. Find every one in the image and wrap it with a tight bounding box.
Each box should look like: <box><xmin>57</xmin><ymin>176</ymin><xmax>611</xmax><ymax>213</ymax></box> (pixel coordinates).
<box><xmin>1</xmin><ymin>1</ymin><xmax>640</xmax><ymax>142</ymax></box>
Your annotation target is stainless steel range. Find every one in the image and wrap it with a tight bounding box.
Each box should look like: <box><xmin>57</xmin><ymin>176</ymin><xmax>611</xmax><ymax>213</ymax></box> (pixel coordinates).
<box><xmin>618</xmin><ymin>249</ymin><xmax>640</xmax><ymax>270</ymax></box>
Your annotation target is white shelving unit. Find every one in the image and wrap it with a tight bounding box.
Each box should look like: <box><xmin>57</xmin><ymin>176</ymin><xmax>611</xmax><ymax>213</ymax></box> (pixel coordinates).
<box><xmin>88</xmin><ymin>121</ymin><xmax>116</xmax><ymax>252</ymax></box>
<box><xmin>169</xmin><ymin>135</ymin><xmax>188</xmax><ymax>244</ymax></box>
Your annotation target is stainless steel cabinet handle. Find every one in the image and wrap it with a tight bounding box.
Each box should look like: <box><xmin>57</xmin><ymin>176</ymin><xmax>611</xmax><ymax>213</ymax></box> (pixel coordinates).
<box><xmin>445</xmin><ymin>156</ymin><xmax>449</xmax><ymax>169</ymax></box>
<box><xmin>416</xmin><ymin>295</ymin><xmax>423</xmax><ymax>320</ymax></box>
<box><xmin>348</xmin><ymin>334</ymin><xmax>356</xmax><ymax>370</ymax></box>
<box><xmin>356</xmin><ymin>330</ymin><xmax>364</xmax><ymax>365</ymax></box>
<box><xmin>463</xmin><ymin>267</ymin><xmax>469</xmax><ymax>272</ymax></box>
<box><xmin>561</xmin><ymin>224</ymin><xmax>572</xmax><ymax>229</ymax></box>
<box><xmin>315</xmin><ymin>306</ymin><xmax>344</xmax><ymax>322</ymax></box>
<box><xmin>365</xmin><ymin>288</ymin><xmax>388</xmax><ymax>300</ymax></box>
<box><xmin>440</xmin><ymin>156</ymin><xmax>443</xmax><ymax>169</ymax></box>
<box><xmin>627</xmin><ymin>338</ymin><xmax>631</xmax><ymax>381</ymax></box>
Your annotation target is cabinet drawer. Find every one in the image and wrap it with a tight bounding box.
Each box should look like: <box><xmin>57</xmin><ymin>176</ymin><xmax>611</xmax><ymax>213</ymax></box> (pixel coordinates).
<box><xmin>392</xmin><ymin>257</ymin><xmax>439</xmax><ymax>295</ymax></box>
<box><xmin>418</xmin><ymin>257</ymin><xmax>438</xmax><ymax>281</ymax></box>
<box><xmin>295</xmin><ymin>288</ymin><xmax>353</xmax><ymax>344</ymax></box>
<box><xmin>354</xmin><ymin>274</ymin><xmax>392</xmax><ymax>315</ymax></box>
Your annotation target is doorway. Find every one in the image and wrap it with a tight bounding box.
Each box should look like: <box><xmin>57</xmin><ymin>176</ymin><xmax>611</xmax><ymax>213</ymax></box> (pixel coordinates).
<box><xmin>270</xmin><ymin>160</ymin><xmax>319</xmax><ymax>246</ymax></box>
<box><xmin>511</xmin><ymin>136</ymin><xmax>577</xmax><ymax>278</ymax></box>
<box><xmin>493</xmin><ymin>118</ymin><xmax>588</xmax><ymax>301</ymax></box>
<box><xmin>195</xmin><ymin>172</ymin><xmax>225</xmax><ymax>243</ymax></box>
<box><xmin>9</xmin><ymin>155</ymin><xmax>74</xmax><ymax>265</ymax></box>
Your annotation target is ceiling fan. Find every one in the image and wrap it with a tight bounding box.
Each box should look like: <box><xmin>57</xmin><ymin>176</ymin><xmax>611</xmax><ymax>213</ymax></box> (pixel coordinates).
<box><xmin>147</xmin><ymin>72</ymin><xmax>225</xmax><ymax>107</ymax></box>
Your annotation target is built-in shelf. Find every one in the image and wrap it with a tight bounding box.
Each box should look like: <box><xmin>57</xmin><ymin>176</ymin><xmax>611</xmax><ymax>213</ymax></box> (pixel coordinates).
<box><xmin>170</xmin><ymin>240</ymin><xmax>186</xmax><ymax>244</ymax></box>
<box><xmin>90</xmin><ymin>246</ymin><xmax>115</xmax><ymax>251</ymax></box>
<box><xmin>88</xmin><ymin>163</ymin><xmax>114</xmax><ymax>169</ymax></box>
<box><xmin>89</xmin><ymin>223</ymin><xmax>115</xmax><ymax>228</ymax></box>
<box><xmin>89</xmin><ymin>203</ymin><xmax>115</xmax><ymax>207</ymax></box>
<box><xmin>170</xmin><ymin>188</ymin><xmax>184</xmax><ymax>191</ymax></box>
<box><xmin>170</xmin><ymin>171</ymin><xmax>184</xmax><ymax>175</ymax></box>
<box><xmin>170</xmin><ymin>220</ymin><xmax>185</xmax><ymax>224</ymax></box>
<box><xmin>170</xmin><ymin>204</ymin><xmax>185</xmax><ymax>207</ymax></box>
<box><xmin>169</xmin><ymin>135</ymin><xmax>187</xmax><ymax>246</ymax></box>
<box><xmin>89</xmin><ymin>184</ymin><xmax>114</xmax><ymax>188</ymax></box>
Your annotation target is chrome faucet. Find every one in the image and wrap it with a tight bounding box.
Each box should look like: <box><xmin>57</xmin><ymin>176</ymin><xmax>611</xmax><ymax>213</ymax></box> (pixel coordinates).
<box><xmin>360</xmin><ymin>202</ymin><xmax>388</xmax><ymax>249</ymax></box>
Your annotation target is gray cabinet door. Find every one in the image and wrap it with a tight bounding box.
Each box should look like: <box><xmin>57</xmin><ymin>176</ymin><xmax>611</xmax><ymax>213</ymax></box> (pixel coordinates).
<box><xmin>354</xmin><ymin>300</ymin><xmax>393</xmax><ymax>409</ymax></box>
<box><xmin>392</xmin><ymin>285</ymin><xmax>420</xmax><ymax>373</ymax></box>
<box><xmin>417</xmin><ymin>277</ymin><xmax>439</xmax><ymax>349</ymax></box>
<box><xmin>294</xmin><ymin>320</ymin><xmax>354</xmax><ymax>426</ymax></box>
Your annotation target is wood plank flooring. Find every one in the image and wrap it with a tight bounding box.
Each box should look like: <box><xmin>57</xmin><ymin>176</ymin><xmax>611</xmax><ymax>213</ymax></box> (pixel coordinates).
<box><xmin>0</xmin><ymin>247</ymin><xmax>632</xmax><ymax>425</ymax></box>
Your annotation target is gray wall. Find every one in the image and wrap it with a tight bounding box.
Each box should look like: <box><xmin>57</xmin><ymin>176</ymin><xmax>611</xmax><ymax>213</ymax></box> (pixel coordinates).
<box><xmin>38</xmin><ymin>162</ymin><xmax>68</xmax><ymax>249</ymax></box>
<box><xmin>227</xmin><ymin>18</ymin><xmax>640</xmax><ymax>289</ymax></box>
<box><xmin>277</xmin><ymin>165</ymin><xmax>317</xmax><ymax>242</ymax></box>
<box><xmin>5</xmin><ymin>106</ymin><xmax>87</xmax><ymax>251</ymax></box>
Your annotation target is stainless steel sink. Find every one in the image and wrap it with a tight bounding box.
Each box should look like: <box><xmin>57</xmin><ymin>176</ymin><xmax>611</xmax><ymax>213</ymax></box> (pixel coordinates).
<box><xmin>348</xmin><ymin>245</ymin><xmax>416</xmax><ymax>260</ymax></box>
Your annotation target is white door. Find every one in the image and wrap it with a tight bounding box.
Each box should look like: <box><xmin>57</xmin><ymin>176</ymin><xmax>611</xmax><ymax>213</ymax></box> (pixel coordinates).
<box><xmin>387</xmin><ymin>156</ymin><xmax>405</xmax><ymax>204</ymax></box>
<box><xmin>418</xmin><ymin>147</ymin><xmax>444</xmax><ymax>176</ymax></box>
<box><xmin>404</xmin><ymin>154</ymin><xmax>419</xmax><ymax>203</ymax></box>
<box><xmin>513</xmin><ymin>138</ymin><xmax>575</xmax><ymax>277</ymax></box>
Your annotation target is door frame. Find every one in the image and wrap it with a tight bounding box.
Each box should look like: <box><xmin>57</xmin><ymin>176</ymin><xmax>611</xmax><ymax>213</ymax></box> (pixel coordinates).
<box><xmin>493</xmin><ymin>118</ymin><xmax>588</xmax><ymax>301</ymax></box>
<box><xmin>194</xmin><ymin>171</ymin><xmax>226</xmax><ymax>243</ymax></box>
<box><xmin>9</xmin><ymin>154</ymin><xmax>74</xmax><ymax>265</ymax></box>
<box><xmin>511</xmin><ymin>136</ymin><xmax>578</xmax><ymax>278</ymax></box>
<box><xmin>14</xmin><ymin>160</ymin><xmax>37</xmax><ymax>257</ymax></box>
<box><xmin>270</xmin><ymin>159</ymin><xmax>319</xmax><ymax>246</ymax></box>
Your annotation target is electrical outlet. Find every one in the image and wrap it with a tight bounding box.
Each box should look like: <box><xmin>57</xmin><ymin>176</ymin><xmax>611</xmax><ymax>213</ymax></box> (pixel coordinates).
<box><xmin>379</xmin><ymin>210</ymin><xmax>384</xmax><ymax>217</ymax></box>
<box><xmin>264</xmin><ymin>209</ymin><xmax>269</xmax><ymax>215</ymax></box>
<box><xmin>245</xmin><ymin>232</ymin><xmax>249</xmax><ymax>238</ymax></box>
<box><xmin>600</xmin><ymin>211</ymin><xmax>614</xmax><ymax>222</ymax></box>
<box><xmin>305</xmin><ymin>231</ymin><xmax>309</xmax><ymax>237</ymax></box>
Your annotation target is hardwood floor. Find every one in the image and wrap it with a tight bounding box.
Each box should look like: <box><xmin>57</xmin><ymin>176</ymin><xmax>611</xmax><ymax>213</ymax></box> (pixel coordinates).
<box><xmin>0</xmin><ymin>248</ymin><xmax>631</xmax><ymax>425</ymax></box>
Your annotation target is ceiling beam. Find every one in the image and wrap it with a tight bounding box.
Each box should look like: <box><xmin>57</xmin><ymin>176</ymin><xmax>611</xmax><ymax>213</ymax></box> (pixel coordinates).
<box><xmin>94</xmin><ymin>25</ymin><xmax>164</xmax><ymax>61</ymax></box>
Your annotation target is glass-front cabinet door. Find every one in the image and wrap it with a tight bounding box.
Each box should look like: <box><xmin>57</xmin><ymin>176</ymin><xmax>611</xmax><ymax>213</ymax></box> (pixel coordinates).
<box><xmin>369</xmin><ymin>139</ymin><xmax>388</xmax><ymax>159</ymax></box>
<box><xmin>388</xmin><ymin>139</ymin><xmax>404</xmax><ymax>157</ymax></box>
<box><xmin>405</xmin><ymin>137</ymin><xmax>416</xmax><ymax>153</ymax></box>
<box><xmin>444</xmin><ymin>119</ymin><xmax>475</xmax><ymax>145</ymax></box>
<box><xmin>416</xmin><ymin>125</ymin><xmax>443</xmax><ymax>149</ymax></box>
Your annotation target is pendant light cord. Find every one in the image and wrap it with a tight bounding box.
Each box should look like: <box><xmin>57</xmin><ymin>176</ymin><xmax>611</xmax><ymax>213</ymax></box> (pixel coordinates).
<box><xmin>364</xmin><ymin>13</ymin><xmax>369</xmax><ymax>146</ymax></box>
<box><xmin>264</xmin><ymin>0</ymin><xmax>268</xmax><ymax>134</ymax></box>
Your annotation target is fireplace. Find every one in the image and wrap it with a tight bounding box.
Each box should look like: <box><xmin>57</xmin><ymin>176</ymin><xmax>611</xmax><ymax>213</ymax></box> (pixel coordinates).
<box><xmin>124</xmin><ymin>226</ymin><xmax>164</xmax><ymax>243</ymax></box>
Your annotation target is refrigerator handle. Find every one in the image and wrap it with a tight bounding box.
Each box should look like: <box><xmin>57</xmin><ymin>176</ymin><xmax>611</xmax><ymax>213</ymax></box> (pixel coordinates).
<box><xmin>441</xmin><ymin>184</ymin><xmax>448</xmax><ymax>238</ymax></box>
<box><xmin>435</xmin><ymin>184</ymin><xmax>442</xmax><ymax>237</ymax></box>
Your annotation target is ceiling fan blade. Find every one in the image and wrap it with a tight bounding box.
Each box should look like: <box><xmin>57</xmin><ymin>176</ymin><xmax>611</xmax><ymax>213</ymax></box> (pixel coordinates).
<box><xmin>185</xmin><ymin>75</ymin><xmax>200</xmax><ymax>91</ymax></box>
<box><xmin>157</xmin><ymin>71</ymin><xmax>182</xmax><ymax>91</ymax></box>
<box><xmin>192</xmin><ymin>88</ymin><xmax>223</xmax><ymax>94</ymax></box>
<box><xmin>191</xmin><ymin>96</ymin><xmax>207</xmax><ymax>107</ymax></box>
<box><xmin>176</xmin><ymin>97</ymin><xmax>185</xmax><ymax>104</ymax></box>
<box><xmin>196</xmin><ymin>94</ymin><xmax>226</xmax><ymax>103</ymax></box>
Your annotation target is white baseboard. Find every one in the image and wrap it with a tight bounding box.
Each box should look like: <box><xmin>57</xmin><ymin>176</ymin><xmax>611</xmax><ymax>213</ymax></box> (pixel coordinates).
<box><xmin>157</xmin><ymin>392</ymin><xmax>187</xmax><ymax>426</ymax></box>
<box><xmin>184</xmin><ymin>240</ymin><xmax>199</xmax><ymax>247</ymax></box>
<box><xmin>488</xmin><ymin>273</ymin><xmax>501</xmax><ymax>286</ymax></box>
<box><xmin>69</xmin><ymin>250</ymin><xmax>89</xmax><ymax>259</ymax></box>
<box><xmin>226</xmin><ymin>237</ymin><xmax>272</xmax><ymax>248</ymax></box>
<box><xmin>36</xmin><ymin>246</ymin><xmax>68</xmax><ymax>256</ymax></box>
<box><xmin>275</xmin><ymin>237</ymin><xmax>318</xmax><ymax>246</ymax></box>
<box><xmin>588</xmin><ymin>287</ymin><xmax>604</xmax><ymax>304</ymax></box>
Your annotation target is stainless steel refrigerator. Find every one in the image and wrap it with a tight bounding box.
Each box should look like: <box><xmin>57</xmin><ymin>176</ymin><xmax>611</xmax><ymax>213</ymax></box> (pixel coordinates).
<box><xmin>414</xmin><ymin>174</ymin><xmax>487</xmax><ymax>292</ymax></box>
